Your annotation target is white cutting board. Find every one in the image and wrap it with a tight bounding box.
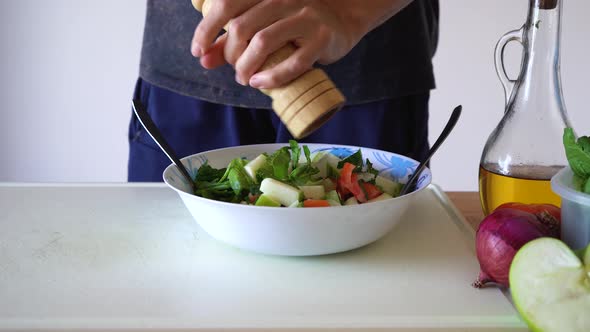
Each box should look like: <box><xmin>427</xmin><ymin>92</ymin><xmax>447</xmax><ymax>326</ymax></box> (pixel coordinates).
<box><xmin>0</xmin><ymin>184</ymin><xmax>527</xmax><ymax>331</ymax></box>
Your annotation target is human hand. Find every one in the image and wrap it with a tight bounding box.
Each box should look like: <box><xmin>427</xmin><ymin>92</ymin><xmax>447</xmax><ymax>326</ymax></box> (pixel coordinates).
<box><xmin>191</xmin><ymin>0</ymin><xmax>412</xmax><ymax>89</ymax></box>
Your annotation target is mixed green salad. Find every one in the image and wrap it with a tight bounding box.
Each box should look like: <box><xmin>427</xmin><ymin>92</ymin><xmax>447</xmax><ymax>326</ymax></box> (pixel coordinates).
<box><xmin>564</xmin><ymin>127</ymin><xmax>590</xmax><ymax>194</ymax></box>
<box><xmin>191</xmin><ymin>140</ymin><xmax>402</xmax><ymax>207</ymax></box>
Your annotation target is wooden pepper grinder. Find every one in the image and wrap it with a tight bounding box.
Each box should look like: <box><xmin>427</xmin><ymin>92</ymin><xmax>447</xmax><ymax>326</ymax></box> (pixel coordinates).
<box><xmin>191</xmin><ymin>0</ymin><xmax>346</xmax><ymax>139</ymax></box>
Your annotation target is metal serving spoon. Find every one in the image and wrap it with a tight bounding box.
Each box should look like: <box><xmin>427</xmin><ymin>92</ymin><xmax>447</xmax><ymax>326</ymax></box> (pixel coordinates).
<box><xmin>399</xmin><ymin>105</ymin><xmax>462</xmax><ymax>196</ymax></box>
<box><xmin>131</xmin><ymin>99</ymin><xmax>197</xmax><ymax>193</ymax></box>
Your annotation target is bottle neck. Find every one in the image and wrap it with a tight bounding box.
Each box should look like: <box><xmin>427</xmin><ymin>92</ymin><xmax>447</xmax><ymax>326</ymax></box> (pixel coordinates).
<box><xmin>523</xmin><ymin>0</ymin><xmax>562</xmax><ymax>76</ymax></box>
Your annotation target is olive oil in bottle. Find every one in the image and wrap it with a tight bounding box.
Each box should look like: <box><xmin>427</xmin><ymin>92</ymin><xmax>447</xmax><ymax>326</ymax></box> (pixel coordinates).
<box><xmin>479</xmin><ymin>164</ymin><xmax>562</xmax><ymax>215</ymax></box>
<box><xmin>480</xmin><ymin>0</ymin><xmax>571</xmax><ymax>215</ymax></box>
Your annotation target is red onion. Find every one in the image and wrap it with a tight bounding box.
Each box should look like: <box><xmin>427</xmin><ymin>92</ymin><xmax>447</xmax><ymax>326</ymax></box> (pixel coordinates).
<box><xmin>472</xmin><ymin>206</ymin><xmax>560</xmax><ymax>288</ymax></box>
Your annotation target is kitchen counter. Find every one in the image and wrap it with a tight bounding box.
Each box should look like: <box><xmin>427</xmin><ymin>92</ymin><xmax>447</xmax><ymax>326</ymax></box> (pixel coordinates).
<box><xmin>0</xmin><ymin>183</ymin><xmax>523</xmax><ymax>331</ymax></box>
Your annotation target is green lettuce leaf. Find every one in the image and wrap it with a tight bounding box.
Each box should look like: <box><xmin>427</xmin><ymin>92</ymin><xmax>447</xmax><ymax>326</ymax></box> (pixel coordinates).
<box><xmin>578</xmin><ymin>136</ymin><xmax>590</xmax><ymax>153</ymax></box>
<box><xmin>303</xmin><ymin>145</ymin><xmax>312</xmax><ymax>165</ymax></box>
<box><xmin>214</xmin><ymin>158</ymin><xmax>252</xmax><ymax>197</ymax></box>
<box><xmin>365</xmin><ymin>158</ymin><xmax>379</xmax><ymax>181</ymax></box>
<box><xmin>290</xmin><ymin>140</ymin><xmax>301</xmax><ymax>170</ymax></box>
<box><xmin>288</xmin><ymin>143</ymin><xmax>319</xmax><ymax>185</ymax></box>
<box><xmin>269</xmin><ymin>147</ymin><xmax>291</xmax><ymax>181</ymax></box>
<box><xmin>289</xmin><ymin>164</ymin><xmax>320</xmax><ymax>186</ymax></box>
<box><xmin>193</xmin><ymin>162</ymin><xmax>226</xmax><ymax>183</ymax></box>
<box><xmin>337</xmin><ymin>149</ymin><xmax>363</xmax><ymax>170</ymax></box>
<box><xmin>583</xmin><ymin>177</ymin><xmax>590</xmax><ymax>195</ymax></box>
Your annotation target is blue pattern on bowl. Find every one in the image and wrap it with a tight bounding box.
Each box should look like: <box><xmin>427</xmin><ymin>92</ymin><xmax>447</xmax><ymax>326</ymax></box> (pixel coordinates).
<box><xmin>167</xmin><ymin>155</ymin><xmax>208</xmax><ymax>188</ymax></box>
<box><xmin>371</xmin><ymin>152</ymin><xmax>417</xmax><ymax>181</ymax></box>
<box><xmin>165</xmin><ymin>144</ymin><xmax>430</xmax><ymax>195</ymax></box>
<box><xmin>311</xmin><ymin>147</ymin><xmax>356</xmax><ymax>159</ymax></box>
<box><xmin>309</xmin><ymin>147</ymin><xmax>419</xmax><ymax>182</ymax></box>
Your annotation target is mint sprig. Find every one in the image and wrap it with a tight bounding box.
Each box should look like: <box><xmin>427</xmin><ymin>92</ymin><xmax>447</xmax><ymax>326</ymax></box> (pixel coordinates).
<box><xmin>563</xmin><ymin>127</ymin><xmax>590</xmax><ymax>194</ymax></box>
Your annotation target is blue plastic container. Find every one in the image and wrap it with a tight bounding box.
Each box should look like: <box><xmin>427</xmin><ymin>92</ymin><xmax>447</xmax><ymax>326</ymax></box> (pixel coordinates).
<box><xmin>551</xmin><ymin>167</ymin><xmax>590</xmax><ymax>250</ymax></box>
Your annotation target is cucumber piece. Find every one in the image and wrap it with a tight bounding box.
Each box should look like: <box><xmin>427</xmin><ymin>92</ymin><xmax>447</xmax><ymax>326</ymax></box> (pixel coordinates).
<box><xmin>357</xmin><ymin>173</ymin><xmax>374</xmax><ymax>182</ymax></box>
<box><xmin>358</xmin><ymin>173</ymin><xmax>402</xmax><ymax>197</ymax></box>
<box><xmin>327</xmin><ymin>164</ymin><xmax>341</xmax><ymax>179</ymax></box>
<box><xmin>288</xmin><ymin>200</ymin><xmax>303</xmax><ymax>208</ymax></box>
<box><xmin>312</xmin><ymin>152</ymin><xmax>342</xmax><ymax>178</ymax></box>
<box><xmin>375</xmin><ymin>176</ymin><xmax>402</xmax><ymax>197</ymax></box>
<box><xmin>327</xmin><ymin>200</ymin><xmax>341</xmax><ymax>206</ymax></box>
<box><xmin>310</xmin><ymin>151</ymin><xmax>328</xmax><ymax>163</ymax></box>
<box><xmin>367</xmin><ymin>192</ymin><xmax>393</xmax><ymax>203</ymax></box>
<box><xmin>325</xmin><ymin>190</ymin><xmax>341</xmax><ymax>205</ymax></box>
<box><xmin>255</xmin><ymin>194</ymin><xmax>281</xmax><ymax>207</ymax></box>
<box><xmin>244</xmin><ymin>154</ymin><xmax>268</xmax><ymax>183</ymax></box>
<box><xmin>323</xmin><ymin>178</ymin><xmax>337</xmax><ymax>192</ymax></box>
<box><xmin>304</xmin><ymin>178</ymin><xmax>324</xmax><ymax>186</ymax></box>
<box><xmin>344</xmin><ymin>197</ymin><xmax>358</xmax><ymax>205</ymax></box>
<box><xmin>299</xmin><ymin>185</ymin><xmax>326</xmax><ymax>200</ymax></box>
<box><xmin>260</xmin><ymin>178</ymin><xmax>303</xmax><ymax>207</ymax></box>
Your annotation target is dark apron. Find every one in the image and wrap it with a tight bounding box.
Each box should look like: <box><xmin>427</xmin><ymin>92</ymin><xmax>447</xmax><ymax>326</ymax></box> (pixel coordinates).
<box><xmin>128</xmin><ymin>79</ymin><xmax>430</xmax><ymax>182</ymax></box>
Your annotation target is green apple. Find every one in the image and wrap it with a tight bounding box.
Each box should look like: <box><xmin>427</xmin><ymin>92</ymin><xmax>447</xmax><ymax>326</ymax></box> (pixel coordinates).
<box><xmin>573</xmin><ymin>243</ymin><xmax>590</xmax><ymax>262</ymax></box>
<box><xmin>509</xmin><ymin>238</ymin><xmax>590</xmax><ymax>331</ymax></box>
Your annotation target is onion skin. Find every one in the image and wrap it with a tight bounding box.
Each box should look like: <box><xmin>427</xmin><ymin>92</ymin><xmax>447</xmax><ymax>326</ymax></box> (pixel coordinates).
<box><xmin>495</xmin><ymin>202</ymin><xmax>560</xmax><ymax>220</ymax></box>
<box><xmin>472</xmin><ymin>207</ymin><xmax>560</xmax><ymax>288</ymax></box>
<box><xmin>495</xmin><ymin>202</ymin><xmax>561</xmax><ymax>237</ymax></box>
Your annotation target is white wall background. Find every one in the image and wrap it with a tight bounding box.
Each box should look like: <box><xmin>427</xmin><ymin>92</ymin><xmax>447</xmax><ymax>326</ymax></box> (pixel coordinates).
<box><xmin>1</xmin><ymin>0</ymin><xmax>589</xmax><ymax>191</ymax></box>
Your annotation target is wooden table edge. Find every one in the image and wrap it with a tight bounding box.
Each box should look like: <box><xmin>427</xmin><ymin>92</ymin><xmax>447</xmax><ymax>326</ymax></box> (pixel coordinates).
<box><xmin>446</xmin><ymin>191</ymin><xmax>484</xmax><ymax>231</ymax></box>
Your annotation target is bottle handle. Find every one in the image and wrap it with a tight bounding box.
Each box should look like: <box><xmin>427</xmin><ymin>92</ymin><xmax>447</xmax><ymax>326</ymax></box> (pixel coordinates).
<box><xmin>494</xmin><ymin>27</ymin><xmax>524</xmax><ymax>107</ymax></box>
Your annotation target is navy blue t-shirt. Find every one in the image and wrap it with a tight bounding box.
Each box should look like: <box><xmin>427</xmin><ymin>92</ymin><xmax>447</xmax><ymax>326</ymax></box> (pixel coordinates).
<box><xmin>139</xmin><ymin>0</ymin><xmax>439</xmax><ymax>109</ymax></box>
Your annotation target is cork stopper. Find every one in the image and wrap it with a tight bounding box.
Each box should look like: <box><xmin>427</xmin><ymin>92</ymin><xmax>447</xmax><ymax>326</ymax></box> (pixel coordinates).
<box><xmin>535</xmin><ymin>0</ymin><xmax>558</xmax><ymax>9</ymax></box>
<box><xmin>190</xmin><ymin>0</ymin><xmax>345</xmax><ymax>138</ymax></box>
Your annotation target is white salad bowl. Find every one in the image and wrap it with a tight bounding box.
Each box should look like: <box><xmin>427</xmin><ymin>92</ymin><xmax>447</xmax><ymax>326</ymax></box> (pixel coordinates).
<box><xmin>163</xmin><ymin>143</ymin><xmax>432</xmax><ymax>256</ymax></box>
